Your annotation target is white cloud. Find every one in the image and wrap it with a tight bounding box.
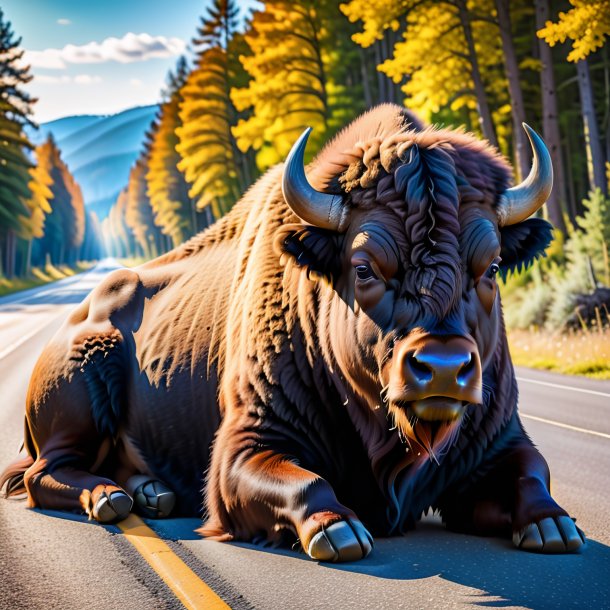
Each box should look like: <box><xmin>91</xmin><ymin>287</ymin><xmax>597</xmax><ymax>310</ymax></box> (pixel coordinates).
<box><xmin>25</xmin><ymin>32</ymin><xmax>186</xmax><ymax>70</ymax></box>
<box><xmin>57</xmin><ymin>18</ymin><xmax>72</xmax><ymax>26</ymax></box>
<box><xmin>130</xmin><ymin>78</ymin><xmax>144</xmax><ymax>88</ymax></box>
<box><xmin>73</xmin><ymin>74</ymin><xmax>102</xmax><ymax>84</ymax></box>
<box><xmin>35</xmin><ymin>74</ymin><xmax>102</xmax><ymax>85</ymax></box>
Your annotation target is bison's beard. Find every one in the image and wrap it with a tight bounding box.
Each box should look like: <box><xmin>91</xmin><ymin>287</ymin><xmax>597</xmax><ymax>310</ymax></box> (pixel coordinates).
<box><xmin>389</xmin><ymin>403</ymin><xmax>463</xmax><ymax>464</ymax></box>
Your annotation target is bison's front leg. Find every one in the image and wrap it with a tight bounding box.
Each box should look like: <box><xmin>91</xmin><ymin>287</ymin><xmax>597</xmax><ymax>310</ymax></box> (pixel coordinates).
<box><xmin>441</xmin><ymin>440</ymin><xmax>585</xmax><ymax>553</ymax></box>
<box><xmin>203</xmin><ymin>443</ymin><xmax>373</xmax><ymax>562</ymax></box>
<box><xmin>507</xmin><ymin>443</ymin><xmax>585</xmax><ymax>552</ymax></box>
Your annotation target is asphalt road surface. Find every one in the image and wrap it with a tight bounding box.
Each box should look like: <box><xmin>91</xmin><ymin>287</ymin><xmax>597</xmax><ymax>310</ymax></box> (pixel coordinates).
<box><xmin>0</xmin><ymin>261</ymin><xmax>608</xmax><ymax>610</ymax></box>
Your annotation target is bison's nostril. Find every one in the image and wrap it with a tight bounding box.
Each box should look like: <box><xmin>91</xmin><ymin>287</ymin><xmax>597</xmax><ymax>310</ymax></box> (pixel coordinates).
<box><xmin>457</xmin><ymin>353</ymin><xmax>476</xmax><ymax>386</ymax></box>
<box><xmin>407</xmin><ymin>354</ymin><xmax>433</xmax><ymax>382</ymax></box>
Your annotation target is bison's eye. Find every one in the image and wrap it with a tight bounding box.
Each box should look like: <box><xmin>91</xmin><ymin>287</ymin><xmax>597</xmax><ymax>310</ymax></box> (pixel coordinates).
<box><xmin>486</xmin><ymin>258</ymin><xmax>501</xmax><ymax>279</ymax></box>
<box><xmin>355</xmin><ymin>263</ymin><xmax>378</xmax><ymax>281</ymax></box>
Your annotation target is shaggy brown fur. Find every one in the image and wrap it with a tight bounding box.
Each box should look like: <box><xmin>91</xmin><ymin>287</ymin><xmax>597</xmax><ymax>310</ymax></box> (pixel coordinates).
<box><xmin>1</xmin><ymin>104</ymin><xmax>580</xmax><ymax>559</ymax></box>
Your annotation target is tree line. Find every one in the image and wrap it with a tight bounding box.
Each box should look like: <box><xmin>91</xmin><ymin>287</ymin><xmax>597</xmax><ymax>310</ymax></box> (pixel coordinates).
<box><xmin>0</xmin><ymin>8</ymin><xmax>103</xmax><ymax>279</ymax></box>
<box><xmin>105</xmin><ymin>0</ymin><xmax>610</xmax><ymax>259</ymax></box>
<box><xmin>2</xmin><ymin>2</ymin><xmax>608</xmax><ymax>284</ymax></box>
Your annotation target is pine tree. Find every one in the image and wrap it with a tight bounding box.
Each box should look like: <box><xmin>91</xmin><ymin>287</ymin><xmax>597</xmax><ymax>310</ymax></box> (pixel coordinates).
<box><xmin>80</xmin><ymin>211</ymin><xmax>104</xmax><ymax>262</ymax></box>
<box><xmin>125</xmin><ymin>159</ymin><xmax>160</xmax><ymax>259</ymax></box>
<box><xmin>102</xmin><ymin>189</ymin><xmax>133</xmax><ymax>259</ymax></box>
<box><xmin>33</xmin><ymin>135</ymin><xmax>85</xmax><ymax>266</ymax></box>
<box><xmin>17</xmin><ymin>142</ymin><xmax>53</xmax><ymax>274</ymax></box>
<box><xmin>0</xmin><ymin>8</ymin><xmax>36</xmax><ymax>277</ymax></box>
<box><xmin>147</xmin><ymin>58</ymin><xmax>198</xmax><ymax>247</ymax></box>
<box><xmin>177</xmin><ymin>0</ymin><xmax>253</xmax><ymax>219</ymax></box>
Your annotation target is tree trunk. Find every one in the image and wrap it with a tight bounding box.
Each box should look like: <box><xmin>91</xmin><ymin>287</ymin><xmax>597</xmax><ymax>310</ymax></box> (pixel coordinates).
<box><xmin>190</xmin><ymin>199</ymin><xmax>198</xmax><ymax>238</ymax></box>
<box><xmin>495</xmin><ymin>0</ymin><xmax>530</xmax><ymax>180</ymax></box>
<box><xmin>535</xmin><ymin>0</ymin><xmax>568</xmax><ymax>230</ymax></box>
<box><xmin>383</xmin><ymin>30</ymin><xmax>396</xmax><ymax>103</ymax></box>
<box><xmin>25</xmin><ymin>239</ymin><xmax>32</xmax><ymax>277</ymax></box>
<box><xmin>576</xmin><ymin>58</ymin><xmax>608</xmax><ymax>195</ymax></box>
<box><xmin>4</xmin><ymin>230</ymin><xmax>16</xmax><ymax>279</ymax></box>
<box><xmin>373</xmin><ymin>40</ymin><xmax>387</xmax><ymax>103</ymax></box>
<box><xmin>359</xmin><ymin>47</ymin><xmax>373</xmax><ymax>108</ymax></box>
<box><xmin>563</xmin><ymin>138</ymin><xmax>578</xmax><ymax>219</ymax></box>
<box><xmin>455</xmin><ymin>0</ymin><xmax>498</xmax><ymax>148</ymax></box>
<box><xmin>206</xmin><ymin>205</ymin><xmax>215</xmax><ymax>228</ymax></box>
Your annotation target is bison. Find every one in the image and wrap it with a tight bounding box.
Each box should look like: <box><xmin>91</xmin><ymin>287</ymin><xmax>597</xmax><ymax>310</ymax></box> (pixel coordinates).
<box><xmin>2</xmin><ymin>105</ymin><xmax>585</xmax><ymax>561</ymax></box>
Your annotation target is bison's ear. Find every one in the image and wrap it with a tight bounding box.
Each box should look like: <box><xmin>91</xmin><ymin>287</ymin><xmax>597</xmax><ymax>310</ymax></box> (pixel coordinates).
<box><xmin>274</xmin><ymin>223</ymin><xmax>341</xmax><ymax>281</ymax></box>
<box><xmin>498</xmin><ymin>217</ymin><xmax>554</xmax><ymax>277</ymax></box>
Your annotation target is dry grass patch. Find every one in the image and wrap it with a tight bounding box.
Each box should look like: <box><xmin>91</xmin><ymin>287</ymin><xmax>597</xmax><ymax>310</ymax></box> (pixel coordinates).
<box><xmin>508</xmin><ymin>327</ymin><xmax>610</xmax><ymax>379</ymax></box>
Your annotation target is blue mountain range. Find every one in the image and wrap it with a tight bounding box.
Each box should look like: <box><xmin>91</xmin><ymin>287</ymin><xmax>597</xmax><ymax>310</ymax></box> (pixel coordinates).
<box><xmin>28</xmin><ymin>105</ymin><xmax>158</xmax><ymax>219</ymax></box>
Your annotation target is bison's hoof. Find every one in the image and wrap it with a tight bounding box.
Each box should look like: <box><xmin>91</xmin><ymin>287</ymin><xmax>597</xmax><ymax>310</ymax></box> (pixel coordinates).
<box><xmin>92</xmin><ymin>490</ymin><xmax>133</xmax><ymax>523</ymax></box>
<box><xmin>307</xmin><ymin>519</ymin><xmax>373</xmax><ymax>562</ymax></box>
<box><xmin>513</xmin><ymin>516</ymin><xmax>586</xmax><ymax>553</ymax></box>
<box><xmin>132</xmin><ymin>478</ymin><xmax>175</xmax><ymax>519</ymax></box>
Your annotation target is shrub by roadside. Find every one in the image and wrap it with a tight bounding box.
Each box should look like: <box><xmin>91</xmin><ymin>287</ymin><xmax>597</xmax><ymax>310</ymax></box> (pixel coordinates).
<box><xmin>502</xmin><ymin>188</ymin><xmax>610</xmax><ymax>331</ymax></box>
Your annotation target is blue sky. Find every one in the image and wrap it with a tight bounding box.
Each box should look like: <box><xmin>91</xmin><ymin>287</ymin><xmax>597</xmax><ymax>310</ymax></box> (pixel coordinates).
<box><xmin>3</xmin><ymin>0</ymin><xmax>259</xmax><ymax>123</ymax></box>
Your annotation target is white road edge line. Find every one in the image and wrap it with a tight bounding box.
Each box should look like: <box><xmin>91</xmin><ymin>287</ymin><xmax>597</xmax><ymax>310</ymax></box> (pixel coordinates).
<box><xmin>0</xmin><ymin>308</ymin><xmax>70</xmax><ymax>361</ymax></box>
<box><xmin>521</xmin><ymin>413</ymin><xmax>610</xmax><ymax>440</ymax></box>
<box><xmin>516</xmin><ymin>376</ymin><xmax>610</xmax><ymax>398</ymax></box>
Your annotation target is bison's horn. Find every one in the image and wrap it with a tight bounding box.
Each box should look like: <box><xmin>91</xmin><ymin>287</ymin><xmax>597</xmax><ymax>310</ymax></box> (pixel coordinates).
<box><xmin>282</xmin><ymin>127</ymin><xmax>345</xmax><ymax>230</ymax></box>
<box><xmin>496</xmin><ymin>123</ymin><xmax>553</xmax><ymax>226</ymax></box>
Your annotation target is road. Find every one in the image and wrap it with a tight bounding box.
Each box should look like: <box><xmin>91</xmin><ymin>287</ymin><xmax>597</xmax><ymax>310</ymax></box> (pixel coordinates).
<box><xmin>0</xmin><ymin>261</ymin><xmax>608</xmax><ymax>610</ymax></box>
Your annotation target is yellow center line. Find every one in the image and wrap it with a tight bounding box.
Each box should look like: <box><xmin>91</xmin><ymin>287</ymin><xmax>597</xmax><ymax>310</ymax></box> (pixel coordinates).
<box><xmin>117</xmin><ymin>514</ymin><xmax>231</xmax><ymax>610</ymax></box>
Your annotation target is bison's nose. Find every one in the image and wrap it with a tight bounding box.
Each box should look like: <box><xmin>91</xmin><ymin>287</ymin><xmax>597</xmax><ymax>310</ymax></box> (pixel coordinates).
<box><xmin>398</xmin><ymin>336</ymin><xmax>482</xmax><ymax>404</ymax></box>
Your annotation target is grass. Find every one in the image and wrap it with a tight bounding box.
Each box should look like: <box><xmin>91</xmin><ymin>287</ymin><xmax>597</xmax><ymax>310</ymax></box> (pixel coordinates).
<box><xmin>117</xmin><ymin>257</ymin><xmax>149</xmax><ymax>268</ymax></box>
<box><xmin>508</xmin><ymin>327</ymin><xmax>610</xmax><ymax>379</ymax></box>
<box><xmin>0</xmin><ymin>261</ymin><xmax>94</xmax><ymax>298</ymax></box>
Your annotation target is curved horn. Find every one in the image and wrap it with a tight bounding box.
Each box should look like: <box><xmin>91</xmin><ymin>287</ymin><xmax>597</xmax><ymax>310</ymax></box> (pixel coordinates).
<box><xmin>282</xmin><ymin>127</ymin><xmax>345</xmax><ymax>230</ymax></box>
<box><xmin>496</xmin><ymin>123</ymin><xmax>553</xmax><ymax>226</ymax></box>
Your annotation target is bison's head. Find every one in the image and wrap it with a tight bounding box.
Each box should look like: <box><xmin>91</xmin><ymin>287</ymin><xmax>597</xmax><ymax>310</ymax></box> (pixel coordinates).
<box><xmin>277</xmin><ymin>106</ymin><xmax>552</xmax><ymax>458</ymax></box>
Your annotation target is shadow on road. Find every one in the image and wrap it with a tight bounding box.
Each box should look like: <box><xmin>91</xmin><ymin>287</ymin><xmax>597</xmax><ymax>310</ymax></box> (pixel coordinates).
<box><xmin>234</xmin><ymin>519</ymin><xmax>609</xmax><ymax>608</ymax></box>
<box><xmin>321</xmin><ymin>520</ymin><xmax>609</xmax><ymax>607</ymax></box>
<box><xmin>21</xmin><ymin>508</ymin><xmax>610</xmax><ymax>607</ymax></box>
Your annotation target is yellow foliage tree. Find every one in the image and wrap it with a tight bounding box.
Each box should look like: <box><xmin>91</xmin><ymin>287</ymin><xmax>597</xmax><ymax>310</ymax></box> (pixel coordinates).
<box><xmin>177</xmin><ymin>0</ymin><xmax>251</xmax><ymax>219</ymax></box>
<box><xmin>537</xmin><ymin>0</ymin><xmax>610</xmax><ymax>61</ymax></box>
<box><xmin>340</xmin><ymin>0</ymin><xmax>403</xmax><ymax>47</ymax></box>
<box><xmin>18</xmin><ymin>142</ymin><xmax>52</xmax><ymax>242</ymax></box>
<box><xmin>147</xmin><ymin>58</ymin><xmax>196</xmax><ymax>247</ymax></box>
<box><xmin>125</xmin><ymin>159</ymin><xmax>159</xmax><ymax>259</ymax></box>
<box><xmin>342</xmin><ymin>0</ymin><xmax>506</xmax><ymax>149</ymax></box>
<box><xmin>231</xmin><ymin>0</ymin><xmax>362</xmax><ymax>170</ymax></box>
<box><xmin>33</xmin><ymin>135</ymin><xmax>85</xmax><ymax>266</ymax></box>
<box><xmin>17</xmin><ymin>144</ymin><xmax>52</xmax><ymax>274</ymax></box>
<box><xmin>102</xmin><ymin>189</ymin><xmax>133</xmax><ymax>259</ymax></box>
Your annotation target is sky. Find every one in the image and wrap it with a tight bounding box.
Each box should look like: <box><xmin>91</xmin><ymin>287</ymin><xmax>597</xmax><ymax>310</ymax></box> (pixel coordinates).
<box><xmin>3</xmin><ymin>0</ymin><xmax>259</xmax><ymax>124</ymax></box>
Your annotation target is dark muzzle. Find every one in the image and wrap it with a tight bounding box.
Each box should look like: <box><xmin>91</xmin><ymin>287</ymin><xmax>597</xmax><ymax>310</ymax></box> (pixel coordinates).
<box><xmin>389</xmin><ymin>333</ymin><xmax>482</xmax><ymax>421</ymax></box>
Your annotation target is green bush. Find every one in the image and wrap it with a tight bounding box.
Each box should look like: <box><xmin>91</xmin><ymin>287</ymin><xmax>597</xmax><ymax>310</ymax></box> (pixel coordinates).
<box><xmin>502</xmin><ymin>189</ymin><xmax>610</xmax><ymax>330</ymax></box>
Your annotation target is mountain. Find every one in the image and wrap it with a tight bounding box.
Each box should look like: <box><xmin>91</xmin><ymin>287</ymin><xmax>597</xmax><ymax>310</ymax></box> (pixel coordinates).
<box><xmin>28</xmin><ymin>105</ymin><xmax>158</xmax><ymax>219</ymax></box>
